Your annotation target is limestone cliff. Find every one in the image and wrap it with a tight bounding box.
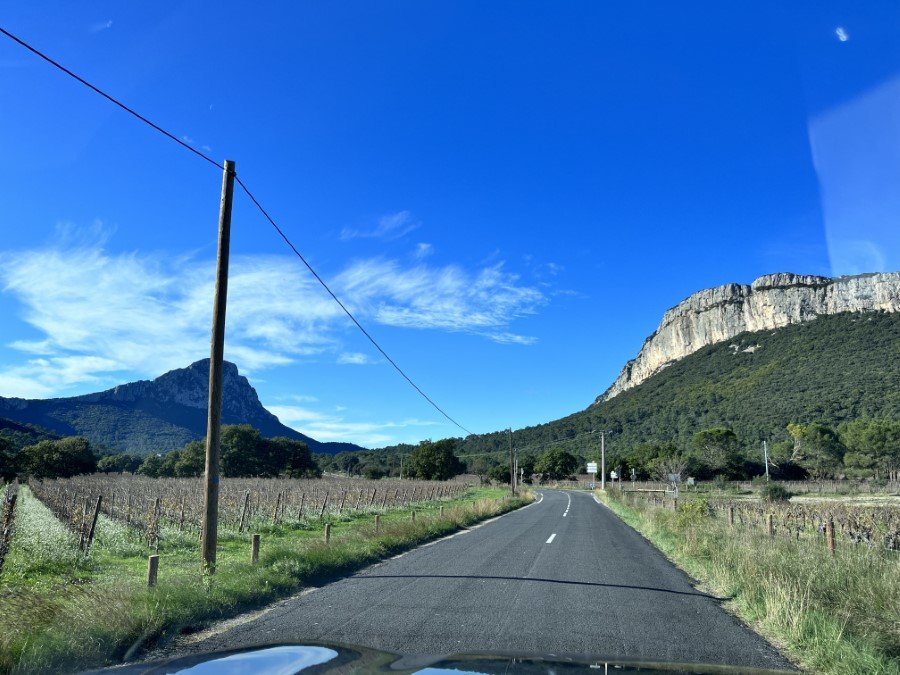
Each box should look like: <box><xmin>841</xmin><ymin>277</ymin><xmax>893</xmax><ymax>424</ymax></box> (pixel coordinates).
<box><xmin>598</xmin><ymin>272</ymin><xmax>900</xmax><ymax>402</ymax></box>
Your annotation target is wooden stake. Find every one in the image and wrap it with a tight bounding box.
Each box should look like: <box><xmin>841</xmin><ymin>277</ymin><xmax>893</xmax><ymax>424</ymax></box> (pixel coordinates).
<box><xmin>375</xmin><ymin>514</ymin><xmax>381</xmax><ymax>534</ymax></box>
<box><xmin>147</xmin><ymin>555</ymin><xmax>159</xmax><ymax>587</ymax></box>
<box><xmin>727</xmin><ymin>506</ymin><xmax>734</xmax><ymax>527</ymax></box>
<box><xmin>239</xmin><ymin>490</ymin><xmax>250</xmax><ymax>533</ymax></box>
<box><xmin>766</xmin><ymin>513</ymin><xmax>774</xmax><ymax>537</ymax></box>
<box><xmin>324</xmin><ymin>523</ymin><xmax>331</xmax><ymax>544</ymax></box>
<box><xmin>84</xmin><ymin>495</ymin><xmax>102</xmax><ymax>555</ymax></box>
<box><xmin>201</xmin><ymin>159</ymin><xmax>235</xmax><ymax>575</ymax></box>
<box><xmin>251</xmin><ymin>534</ymin><xmax>260</xmax><ymax>564</ymax></box>
<box><xmin>826</xmin><ymin>518</ymin><xmax>835</xmax><ymax>555</ymax></box>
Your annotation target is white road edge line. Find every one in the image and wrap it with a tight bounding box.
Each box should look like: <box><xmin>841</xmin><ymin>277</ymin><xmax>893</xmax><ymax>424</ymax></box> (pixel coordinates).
<box><xmin>546</xmin><ymin>533</ymin><xmax>557</xmax><ymax>544</ymax></box>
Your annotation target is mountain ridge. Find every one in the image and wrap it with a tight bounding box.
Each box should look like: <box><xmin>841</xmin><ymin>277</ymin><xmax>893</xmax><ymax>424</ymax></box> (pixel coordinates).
<box><xmin>599</xmin><ymin>271</ymin><xmax>900</xmax><ymax>402</ymax></box>
<box><xmin>0</xmin><ymin>359</ymin><xmax>362</xmax><ymax>456</ymax></box>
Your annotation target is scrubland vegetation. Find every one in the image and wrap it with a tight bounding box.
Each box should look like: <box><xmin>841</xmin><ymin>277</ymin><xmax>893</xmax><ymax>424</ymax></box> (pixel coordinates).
<box><xmin>602</xmin><ymin>488</ymin><xmax>900</xmax><ymax>674</ymax></box>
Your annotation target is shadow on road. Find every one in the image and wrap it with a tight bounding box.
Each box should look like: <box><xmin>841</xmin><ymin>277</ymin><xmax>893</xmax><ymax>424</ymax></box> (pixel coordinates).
<box><xmin>353</xmin><ymin>574</ymin><xmax>728</xmax><ymax>600</ymax></box>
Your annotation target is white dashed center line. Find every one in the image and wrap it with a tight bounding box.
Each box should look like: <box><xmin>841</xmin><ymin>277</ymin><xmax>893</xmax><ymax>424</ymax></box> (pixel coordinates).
<box><xmin>546</xmin><ymin>533</ymin><xmax>557</xmax><ymax>544</ymax></box>
<box><xmin>563</xmin><ymin>492</ymin><xmax>571</xmax><ymax>517</ymax></box>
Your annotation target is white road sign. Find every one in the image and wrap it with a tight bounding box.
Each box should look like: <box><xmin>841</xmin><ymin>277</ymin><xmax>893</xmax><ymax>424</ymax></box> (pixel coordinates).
<box><xmin>587</xmin><ymin>462</ymin><xmax>598</xmax><ymax>473</ymax></box>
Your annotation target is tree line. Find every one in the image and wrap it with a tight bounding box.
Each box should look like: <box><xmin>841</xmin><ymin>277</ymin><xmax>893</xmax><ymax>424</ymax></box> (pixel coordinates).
<box><xmin>0</xmin><ymin>424</ymin><xmax>319</xmax><ymax>481</ymax></box>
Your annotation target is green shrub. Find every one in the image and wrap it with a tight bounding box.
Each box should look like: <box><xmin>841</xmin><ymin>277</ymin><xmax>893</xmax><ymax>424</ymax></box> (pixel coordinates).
<box><xmin>759</xmin><ymin>482</ymin><xmax>792</xmax><ymax>502</ymax></box>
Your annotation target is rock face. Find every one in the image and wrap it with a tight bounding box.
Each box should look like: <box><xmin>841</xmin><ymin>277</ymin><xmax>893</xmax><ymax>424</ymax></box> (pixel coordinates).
<box><xmin>598</xmin><ymin>272</ymin><xmax>900</xmax><ymax>402</ymax></box>
<box><xmin>74</xmin><ymin>359</ymin><xmax>268</xmax><ymax>424</ymax></box>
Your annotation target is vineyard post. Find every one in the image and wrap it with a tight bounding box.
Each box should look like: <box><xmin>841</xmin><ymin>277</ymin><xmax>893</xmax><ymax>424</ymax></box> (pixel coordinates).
<box><xmin>826</xmin><ymin>518</ymin><xmax>835</xmax><ymax>555</ymax></box>
<box><xmin>251</xmin><ymin>534</ymin><xmax>260</xmax><ymax>564</ymax></box>
<box><xmin>369</xmin><ymin>489</ymin><xmax>377</xmax><ymax>507</ymax></box>
<box><xmin>338</xmin><ymin>490</ymin><xmax>347</xmax><ymax>514</ymax></box>
<box><xmin>179</xmin><ymin>497</ymin><xmax>186</xmax><ymax>531</ymax></box>
<box><xmin>85</xmin><ymin>495</ymin><xmax>102</xmax><ymax>555</ymax></box>
<box><xmin>320</xmin><ymin>492</ymin><xmax>329</xmax><ymax>518</ymax></box>
<box><xmin>239</xmin><ymin>490</ymin><xmax>250</xmax><ymax>532</ymax></box>
<box><xmin>297</xmin><ymin>493</ymin><xmax>305</xmax><ymax>520</ymax></box>
<box><xmin>201</xmin><ymin>159</ymin><xmax>236</xmax><ymax>575</ymax></box>
<box><xmin>147</xmin><ymin>555</ymin><xmax>159</xmax><ymax>587</ymax></box>
<box><xmin>272</xmin><ymin>491</ymin><xmax>281</xmax><ymax>525</ymax></box>
<box><xmin>354</xmin><ymin>491</ymin><xmax>362</xmax><ymax>510</ymax></box>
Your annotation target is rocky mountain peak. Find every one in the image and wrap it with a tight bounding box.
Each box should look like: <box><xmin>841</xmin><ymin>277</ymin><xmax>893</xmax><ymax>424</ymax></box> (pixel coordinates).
<box><xmin>597</xmin><ymin>271</ymin><xmax>900</xmax><ymax>403</ymax></box>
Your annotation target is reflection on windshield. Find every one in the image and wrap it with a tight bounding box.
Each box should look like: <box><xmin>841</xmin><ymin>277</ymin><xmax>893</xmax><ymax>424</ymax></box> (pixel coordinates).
<box><xmin>172</xmin><ymin>645</ymin><xmax>338</xmax><ymax>675</ymax></box>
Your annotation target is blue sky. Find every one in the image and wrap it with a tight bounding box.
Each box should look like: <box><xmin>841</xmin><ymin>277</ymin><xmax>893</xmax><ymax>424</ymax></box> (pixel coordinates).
<box><xmin>1</xmin><ymin>2</ymin><xmax>899</xmax><ymax>447</ymax></box>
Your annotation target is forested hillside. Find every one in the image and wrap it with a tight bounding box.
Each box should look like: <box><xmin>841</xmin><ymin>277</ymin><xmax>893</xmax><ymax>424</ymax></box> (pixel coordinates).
<box><xmin>357</xmin><ymin>312</ymin><xmax>898</xmax><ymax>475</ymax></box>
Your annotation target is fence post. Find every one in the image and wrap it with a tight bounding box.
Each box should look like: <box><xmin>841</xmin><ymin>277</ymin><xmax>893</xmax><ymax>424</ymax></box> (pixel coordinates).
<box><xmin>85</xmin><ymin>495</ymin><xmax>102</xmax><ymax>555</ymax></box>
<box><xmin>826</xmin><ymin>519</ymin><xmax>835</xmax><ymax>555</ymax></box>
<box><xmin>147</xmin><ymin>555</ymin><xmax>159</xmax><ymax>587</ymax></box>
<box><xmin>411</xmin><ymin>510</ymin><xmax>416</xmax><ymax>522</ymax></box>
<box><xmin>375</xmin><ymin>514</ymin><xmax>381</xmax><ymax>534</ymax></box>
<box><xmin>251</xmin><ymin>534</ymin><xmax>260</xmax><ymax>564</ymax></box>
<box><xmin>727</xmin><ymin>506</ymin><xmax>734</xmax><ymax>527</ymax></box>
<box><xmin>766</xmin><ymin>513</ymin><xmax>774</xmax><ymax>537</ymax></box>
<box><xmin>439</xmin><ymin>505</ymin><xmax>444</xmax><ymax>518</ymax></box>
<box><xmin>324</xmin><ymin>522</ymin><xmax>332</xmax><ymax>544</ymax></box>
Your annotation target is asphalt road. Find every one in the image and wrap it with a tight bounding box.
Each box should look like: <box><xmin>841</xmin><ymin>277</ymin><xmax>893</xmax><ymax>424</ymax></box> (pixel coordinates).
<box><xmin>172</xmin><ymin>490</ymin><xmax>793</xmax><ymax>669</ymax></box>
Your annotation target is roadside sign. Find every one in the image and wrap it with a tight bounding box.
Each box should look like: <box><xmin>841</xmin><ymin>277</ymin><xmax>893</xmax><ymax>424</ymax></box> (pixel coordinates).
<box><xmin>610</xmin><ymin>470</ymin><xmax>618</xmax><ymax>480</ymax></box>
<box><xmin>587</xmin><ymin>462</ymin><xmax>598</xmax><ymax>474</ymax></box>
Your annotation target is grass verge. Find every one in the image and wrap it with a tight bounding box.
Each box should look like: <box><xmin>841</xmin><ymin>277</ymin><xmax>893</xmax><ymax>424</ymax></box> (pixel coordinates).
<box><xmin>0</xmin><ymin>486</ymin><xmax>530</xmax><ymax>674</ymax></box>
<box><xmin>599</xmin><ymin>490</ymin><xmax>899</xmax><ymax>675</ymax></box>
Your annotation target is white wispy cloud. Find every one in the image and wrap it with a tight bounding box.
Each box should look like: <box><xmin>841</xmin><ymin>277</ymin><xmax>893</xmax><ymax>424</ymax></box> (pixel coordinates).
<box><xmin>336</xmin><ymin>259</ymin><xmax>544</xmax><ymax>341</ymax></box>
<box><xmin>340</xmin><ymin>211</ymin><xmax>419</xmax><ymax>241</ymax></box>
<box><xmin>413</xmin><ymin>243</ymin><xmax>433</xmax><ymax>259</ymax></box>
<box><xmin>267</xmin><ymin>404</ymin><xmax>437</xmax><ymax>446</ymax></box>
<box><xmin>337</xmin><ymin>352</ymin><xmax>374</xmax><ymax>365</ymax></box>
<box><xmin>90</xmin><ymin>20</ymin><xmax>113</xmax><ymax>33</ymax></box>
<box><xmin>0</xmin><ymin>234</ymin><xmax>545</xmax><ymax>397</ymax></box>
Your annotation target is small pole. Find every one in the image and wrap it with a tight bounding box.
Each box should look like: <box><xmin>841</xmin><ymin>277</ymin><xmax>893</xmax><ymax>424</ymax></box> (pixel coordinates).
<box><xmin>147</xmin><ymin>555</ymin><xmax>159</xmax><ymax>587</ymax></box>
<box><xmin>411</xmin><ymin>510</ymin><xmax>416</xmax><ymax>522</ymax></box>
<box><xmin>319</xmin><ymin>492</ymin><xmax>329</xmax><ymax>519</ymax></box>
<box><xmin>251</xmin><ymin>534</ymin><xmax>260</xmax><ymax>564</ymax></box>
<box><xmin>298</xmin><ymin>493</ymin><xmax>305</xmax><ymax>520</ymax></box>
<box><xmin>324</xmin><ymin>522</ymin><xmax>332</xmax><ymax>544</ymax></box>
<box><xmin>85</xmin><ymin>495</ymin><xmax>102</xmax><ymax>555</ymax></box>
<box><xmin>763</xmin><ymin>440</ymin><xmax>770</xmax><ymax>481</ymax></box>
<box><xmin>201</xmin><ymin>159</ymin><xmax>236</xmax><ymax>575</ymax></box>
<box><xmin>439</xmin><ymin>505</ymin><xmax>444</xmax><ymax>518</ymax></box>
<box><xmin>728</xmin><ymin>506</ymin><xmax>734</xmax><ymax>527</ymax></box>
<box><xmin>766</xmin><ymin>513</ymin><xmax>774</xmax><ymax>537</ymax></box>
<box><xmin>826</xmin><ymin>518</ymin><xmax>835</xmax><ymax>555</ymax></box>
<box><xmin>375</xmin><ymin>514</ymin><xmax>381</xmax><ymax>534</ymax></box>
<box><xmin>239</xmin><ymin>490</ymin><xmax>250</xmax><ymax>532</ymax></box>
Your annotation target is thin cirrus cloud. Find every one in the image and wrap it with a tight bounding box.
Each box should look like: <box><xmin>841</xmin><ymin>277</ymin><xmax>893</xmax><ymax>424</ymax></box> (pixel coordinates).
<box><xmin>0</xmin><ymin>236</ymin><xmax>545</xmax><ymax>398</ymax></box>
<box><xmin>267</xmin><ymin>404</ymin><xmax>437</xmax><ymax>446</ymax></box>
<box><xmin>340</xmin><ymin>210</ymin><xmax>419</xmax><ymax>241</ymax></box>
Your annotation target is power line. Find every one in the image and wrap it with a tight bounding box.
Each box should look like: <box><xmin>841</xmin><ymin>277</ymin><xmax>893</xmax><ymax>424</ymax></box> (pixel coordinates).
<box><xmin>0</xmin><ymin>25</ymin><xmax>473</xmax><ymax>437</ymax></box>
<box><xmin>0</xmin><ymin>27</ymin><xmax>221</xmax><ymax>171</ymax></box>
<box><xmin>235</xmin><ymin>175</ymin><xmax>473</xmax><ymax>435</ymax></box>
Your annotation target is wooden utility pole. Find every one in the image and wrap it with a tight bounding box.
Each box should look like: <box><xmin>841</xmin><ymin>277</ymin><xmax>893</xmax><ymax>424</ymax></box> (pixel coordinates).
<box><xmin>600</xmin><ymin>431</ymin><xmax>607</xmax><ymax>490</ymax></box>
<box><xmin>508</xmin><ymin>428</ymin><xmax>515</xmax><ymax>495</ymax></box>
<box><xmin>201</xmin><ymin>159</ymin><xmax>235</xmax><ymax>574</ymax></box>
<box><xmin>763</xmin><ymin>440</ymin><xmax>770</xmax><ymax>481</ymax></box>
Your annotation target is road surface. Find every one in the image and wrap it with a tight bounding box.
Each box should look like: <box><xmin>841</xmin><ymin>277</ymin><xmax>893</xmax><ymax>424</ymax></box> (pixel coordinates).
<box><xmin>171</xmin><ymin>490</ymin><xmax>793</xmax><ymax>669</ymax></box>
